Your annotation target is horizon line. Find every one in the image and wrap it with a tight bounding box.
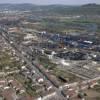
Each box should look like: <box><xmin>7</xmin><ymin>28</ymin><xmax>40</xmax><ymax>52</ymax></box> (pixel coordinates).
<box><xmin>0</xmin><ymin>3</ymin><xmax>99</xmax><ymax>6</ymax></box>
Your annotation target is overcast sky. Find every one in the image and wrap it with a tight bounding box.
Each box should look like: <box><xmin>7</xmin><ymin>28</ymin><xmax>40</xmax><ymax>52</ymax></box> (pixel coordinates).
<box><xmin>0</xmin><ymin>0</ymin><xmax>100</xmax><ymax>5</ymax></box>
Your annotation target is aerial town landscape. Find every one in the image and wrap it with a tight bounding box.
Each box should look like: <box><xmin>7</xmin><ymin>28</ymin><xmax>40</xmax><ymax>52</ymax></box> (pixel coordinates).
<box><xmin>0</xmin><ymin>1</ymin><xmax>100</xmax><ymax>100</ymax></box>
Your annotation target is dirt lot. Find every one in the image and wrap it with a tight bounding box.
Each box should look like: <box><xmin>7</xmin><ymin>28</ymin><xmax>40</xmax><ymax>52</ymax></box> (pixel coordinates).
<box><xmin>72</xmin><ymin>89</ymin><xmax>100</xmax><ymax>100</ymax></box>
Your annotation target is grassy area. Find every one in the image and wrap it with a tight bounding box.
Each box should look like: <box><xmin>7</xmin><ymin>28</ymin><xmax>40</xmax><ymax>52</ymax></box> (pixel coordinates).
<box><xmin>38</xmin><ymin>56</ymin><xmax>57</xmax><ymax>70</ymax></box>
<box><xmin>51</xmin><ymin>67</ymin><xmax>82</xmax><ymax>83</ymax></box>
<box><xmin>0</xmin><ymin>50</ymin><xmax>20</xmax><ymax>71</ymax></box>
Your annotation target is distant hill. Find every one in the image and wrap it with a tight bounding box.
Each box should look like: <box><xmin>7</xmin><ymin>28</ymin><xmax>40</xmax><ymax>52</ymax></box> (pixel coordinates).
<box><xmin>0</xmin><ymin>3</ymin><xmax>38</xmax><ymax>11</ymax></box>
<box><xmin>79</xmin><ymin>3</ymin><xmax>100</xmax><ymax>15</ymax></box>
<box><xmin>0</xmin><ymin>3</ymin><xmax>100</xmax><ymax>15</ymax></box>
<box><xmin>82</xmin><ymin>3</ymin><xmax>100</xmax><ymax>7</ymax></box>
<box><xmin>38</xmin><ymin>4</ymin><xmax>100</xmax><ymax>15</ymax></box>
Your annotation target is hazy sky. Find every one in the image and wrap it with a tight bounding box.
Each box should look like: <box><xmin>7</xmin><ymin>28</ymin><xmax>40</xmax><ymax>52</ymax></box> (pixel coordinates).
<box><xmin>0</xmin><ymin>0</ymin><xmax>100</xmax><ymax>5</ymax></box>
